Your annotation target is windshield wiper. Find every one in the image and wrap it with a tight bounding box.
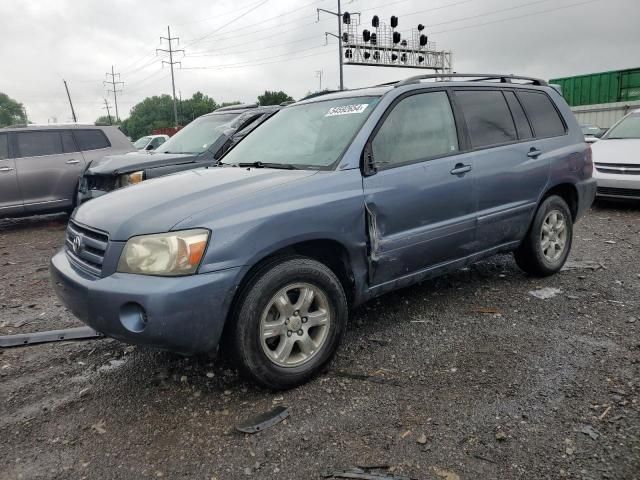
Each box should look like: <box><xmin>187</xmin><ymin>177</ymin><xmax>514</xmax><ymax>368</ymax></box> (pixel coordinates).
<box><xmin>235</xmin><ymin>161</ymin><xmax>298</xmax><ymax>170</ymax></box>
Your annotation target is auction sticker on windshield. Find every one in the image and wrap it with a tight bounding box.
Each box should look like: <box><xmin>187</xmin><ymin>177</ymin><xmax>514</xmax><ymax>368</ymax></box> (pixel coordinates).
<box><xmin>325</xmin><ymin>104</ymin><xmax>369</xmax><ymax>117</ymax></box>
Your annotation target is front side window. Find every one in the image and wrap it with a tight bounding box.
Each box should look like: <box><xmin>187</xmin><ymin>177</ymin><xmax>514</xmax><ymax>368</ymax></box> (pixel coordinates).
<box><xmin>157</xmin><ymin>113</ymin><xmax>240</xmax><ymax>155</ymax></box>
<box><xmin>16</xmin><ymin>131</ymin><xmax>63</xmax><ymax>157</ymax></box>
<box><xmin>372</xmin><ymin>91</ymin><xmax>459</xmax><ymax>168</ymax></box>
<box><xmin>149</xmin><ymin>137</ymin><xmax>165</xmax><ymax>148</ymax></box>
<box><xmin>74</xmin><ymin>129</ymin><xmax>111</xmax><ymax>151</ymax></box>
<box><xmin>517</xmin><ymin>91</ymin><xmax>566</xmax><ymax>138</ymax></box>
<box><xmin>605</xmin><ymin>113</ymin><xmax>640</xmax><ymax>139</ymax></box>
<box><xmin>0</xmin><ymin>134</ymin><xmax>8</xmax><ymax>160</ymax></box>
<box><xmin>456</xmin><ymin>90</ymin><xmax>517</xmax><ymax>148</ymax></box>
<box><xmin>221</xmin><ymin>97</ymin><xmax>380</xmax><ymax>168</ymax></box>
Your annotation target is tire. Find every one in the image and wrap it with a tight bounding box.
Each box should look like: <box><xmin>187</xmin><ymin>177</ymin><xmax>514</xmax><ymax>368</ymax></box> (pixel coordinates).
<box><xmin>514</xmin><ymin>195</ymin><xmax>573</xmax><ymax>277</ymax></box>
<box><xmin>227</xmin><ymin>256</ymin><xmax>348</xmax><ymax>390</ymax></box>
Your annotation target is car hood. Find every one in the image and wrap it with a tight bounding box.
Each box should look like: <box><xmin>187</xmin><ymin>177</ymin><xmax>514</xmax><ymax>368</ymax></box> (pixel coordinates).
<box><xmin>85</xmin><ymin>152</ymin><xmax>199</xmax><ymax>175</ymax></box>
<box><xmin>591</xmin><ymin>139</ymin><xmax>640</xmax><ymax>164</ymax></box>
<box><xmin>73</xmin><ymin>167</ymin><xmax>318</xmax><ymax>241</ymax></box>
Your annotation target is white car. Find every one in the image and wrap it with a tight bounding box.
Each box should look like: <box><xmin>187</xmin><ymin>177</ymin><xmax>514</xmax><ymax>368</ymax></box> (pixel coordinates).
<box><xmin>591</xmin><ymin>109</ymin><xmax>640</xmax><ymax>200</ymax></box>
<box><xmin>132</xmin><ymin>134</ymin><xmax>169</xmax><ymax>151</ymax></box>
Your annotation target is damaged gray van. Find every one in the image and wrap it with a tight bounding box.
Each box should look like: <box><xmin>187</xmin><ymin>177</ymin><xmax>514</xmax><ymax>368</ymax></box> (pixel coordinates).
<box><xmin>51</xmin><ymin>74</ymin><xmax>596</xmax><ymax>389</ymax></box>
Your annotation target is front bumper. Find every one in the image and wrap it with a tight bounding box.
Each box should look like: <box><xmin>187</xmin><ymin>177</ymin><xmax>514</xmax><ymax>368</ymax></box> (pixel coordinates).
<box><xmin>50</xmin><ymin>249</ymin><xmax>240</xmax><ymax>354</ymax></box>
<box><xmin>593</xmin><ymin>169</ymin><xmax>640</xmax><ymax>200</ymax></box>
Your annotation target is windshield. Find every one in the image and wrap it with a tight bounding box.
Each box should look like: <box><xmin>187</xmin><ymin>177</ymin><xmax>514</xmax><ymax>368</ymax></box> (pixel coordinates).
<box><xmin>156</xmin><ymin>112</ymin><xmax>240</xmax><ymax>154</ymax></box>
<box><xmin>605</xmin><ymin>114</ymin><xmax>640</xmax><ymax>139</ymax></box>
<box><xmin>133</xmin><ymin>136</ymin><xmax>151</xmax><ymax>149</ymax></box>
<box><xmin>221</xmin><ymin>96</ymin><xmax>380</xmax><ymax>168</ymax></box>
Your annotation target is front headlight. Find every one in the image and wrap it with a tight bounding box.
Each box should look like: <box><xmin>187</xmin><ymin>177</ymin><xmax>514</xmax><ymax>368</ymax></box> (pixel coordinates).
<box><xmin>118</xmin><ymin>170</ymin><xmax>144</xmax><ymax>188</ymax></box>
<box><xmin>117</xmin><ymin>229</ymin><xmax>209</xmax><ymax>276</ymax></box>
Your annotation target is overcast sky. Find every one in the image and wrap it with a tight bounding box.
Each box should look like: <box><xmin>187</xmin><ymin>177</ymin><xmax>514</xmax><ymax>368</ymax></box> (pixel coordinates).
<box><xmin>1</xmin><ymin>0</ymin><xmax>638</xmax><ymax>124</ymax></box>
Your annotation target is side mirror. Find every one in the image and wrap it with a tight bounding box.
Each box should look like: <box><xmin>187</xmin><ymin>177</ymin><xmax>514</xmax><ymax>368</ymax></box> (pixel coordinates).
<box><xmin>145</xmin><ymin>144</ymin><xmax>155</xmax><ymax>151</ymax></box>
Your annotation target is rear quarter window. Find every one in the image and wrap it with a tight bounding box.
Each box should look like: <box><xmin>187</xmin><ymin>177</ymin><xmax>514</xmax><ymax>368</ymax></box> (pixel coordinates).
<box><xmin>74</xmin><ymin>129</ymin><xmax>111</xmax><ymax>151</ymax></box>
<box><xmin>16</xmin><ymin>131</ymin><xmax>63</xmax><ymax>157</ymax></box>
<box><xmin>455</xmin><ymin>90</ymin><xmax>517</xmax><ymax>149</ymax></box>
<box><xmin>517</xmin><ymin>91</ymin><xmax>566</xmax><ymax>138</ymax></box>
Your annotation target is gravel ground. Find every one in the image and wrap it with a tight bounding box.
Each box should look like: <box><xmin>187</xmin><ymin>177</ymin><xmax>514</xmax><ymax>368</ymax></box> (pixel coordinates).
<box><xmin>0</xmin><ymin>202</ymin><xmax>639</xmax><ymax>480</ymax></box>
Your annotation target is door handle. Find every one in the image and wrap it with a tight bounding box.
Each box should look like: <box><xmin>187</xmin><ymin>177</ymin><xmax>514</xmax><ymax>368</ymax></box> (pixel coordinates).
<box><xmin>527</xmin><ymin>148</ymin><xmax>542</xmax><ymax>158</ymax></box>
<box><xmin>66</xmin><ymin>159</ymin><xmax>80</xmax><ymax>164</ymax></box>
<box><xmin>450</xmin><ymin>163</ymin><xmax>472</xmax><ymax>175</ymax></box>
<box><xmin>0</xmin><ymin>166</ymin><xmax>15</xmax><ymax>172</ymax></box>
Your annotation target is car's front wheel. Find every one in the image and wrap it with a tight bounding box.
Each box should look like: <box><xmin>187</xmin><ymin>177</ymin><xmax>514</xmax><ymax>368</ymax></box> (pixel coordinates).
<box><xmin>228</xmin><ymin>256</ymin><xmax>348</xmax><ymax>389</ymax></box>
<box><xmin>514</xmin><ymin>195</ymin><xmax>573</xmax><ymax>276</ymax></box>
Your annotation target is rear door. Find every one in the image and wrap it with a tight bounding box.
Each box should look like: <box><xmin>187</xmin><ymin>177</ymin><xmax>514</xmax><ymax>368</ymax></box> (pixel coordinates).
<box><xmin>73</xmin><ymin>128</ymin><xmax>113</xmax><ymax>166</ymax></box>
<box><xmin>0</xmin><ymin>132</ymin><xmax>24</xmax><ymax>215</ymax></box>
<box><xmin>453</xmin><ymin>88</ymin><xmax>550</xmax><ymax>249</ymax></box>
<box><xmin>15</xmin><ymin>129</ymin><xmax>84</xmax><ymax>212</ymax></box>
<box><xmin>362</xmin><ymin>90</ymin><xmax>477</xmax><ymax>285</ymax></box>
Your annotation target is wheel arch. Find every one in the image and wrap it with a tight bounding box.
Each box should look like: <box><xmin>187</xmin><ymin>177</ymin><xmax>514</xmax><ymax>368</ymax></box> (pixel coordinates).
<box><xmin>540</xmin><ymin>182</ymin><xmax>578</xmax><ymax>220</ymax></box>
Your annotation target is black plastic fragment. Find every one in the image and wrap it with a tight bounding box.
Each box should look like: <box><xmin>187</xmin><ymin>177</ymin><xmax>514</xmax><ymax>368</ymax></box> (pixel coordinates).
<box><xmin>235</xmin><ymin>405</ymin><xmax>290</xmax><ymax>434</ymax></box>
<box><xmin>0</xmin><ymin>326</ymin><xmax>103</xmax><ymax>348</ymax></box>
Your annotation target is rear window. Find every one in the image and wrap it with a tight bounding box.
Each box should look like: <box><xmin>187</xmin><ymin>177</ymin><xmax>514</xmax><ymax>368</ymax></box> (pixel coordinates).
<box><xmin>455</xmin><ymin>90</ymin><xmax>517</xmax><ymax>148</ymax></box>
<box><xmin>0</xmin><ymin>134</ymin><xmax>8</xmax><ymax>159</ymax></box>
<box><xmin>16</xmin><ymin>131</ymin><xmax>63</xmax><ymax>157</ymax></box>
<box><xmin>517</xmin><ymin>91</ymin><xmax>566</xmax><ymax>138</ymax></box>
<box><xmin>74</xmin><ymin>129</ymin><xmax>111</xmax><ymax>151</ymax></box>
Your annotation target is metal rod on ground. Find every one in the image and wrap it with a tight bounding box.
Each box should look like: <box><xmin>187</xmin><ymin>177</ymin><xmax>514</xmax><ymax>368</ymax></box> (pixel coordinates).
<box><xmin>63</xmin><ymin>80</ymin><xmax>77</xmax><ymax>123</ymax></box>
<box><xmin>0</xmin><ymin>326</ymin><xmax>103</xmax><ymax>348</ymax></box>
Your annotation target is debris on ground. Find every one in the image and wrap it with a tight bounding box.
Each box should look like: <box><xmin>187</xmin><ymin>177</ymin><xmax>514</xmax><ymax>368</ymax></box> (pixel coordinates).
<box><xmin>561</xmin><ymin>260</ymin><xmax>604</xmax><ymax>271</ymax></box>
<box><xmin>495</xmin><ymin>431</ymin><xmax>507</xmax><ymax>441</ymax></box>
<box><xmin>235</xmin><ymin>406</ymin><xmax>290</xmax><ymax>434</ymax></box>
<box><xmin>528</xmin><ymin>287</ymin><xmax>562</xmax><ymax>299</ymax></box>
<box><xmin>323</xmin><ymin>467</ymin><xmax>413</xmax><ymax>479</ymax></box>
<box><xmin>91</xmin><ymin>420</ymin><xmax>107</xmax><ymax>434</ymax></box>
<box><xmin>0</xmin><ymin>326</ymin><xmax>102</xmax><ymax>348</ymax></box>
<box><xmin>580</xmin><ymin>425</ymin><xmax>599</xmax><ymax>440</ymax></box>
<box><xmin>431</xmin><ymin>467</ymin><xmax>461</xmax><ymax>480</ymax></box>
<box><xmin>469</xmin><ymin>306</ymin><xmax>501</xmax><ymax>314</ymax></box>
<box><xmin>416</xmin><ymin>433</ymin><xmax>427</xmax><ymax>444</ymax></box>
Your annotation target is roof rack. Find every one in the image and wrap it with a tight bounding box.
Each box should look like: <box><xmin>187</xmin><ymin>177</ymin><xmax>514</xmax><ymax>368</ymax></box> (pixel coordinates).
<box><xmin>395</xmin><ymin>73</ymin><xmax>547</xmax><ymax>87</ymax></box>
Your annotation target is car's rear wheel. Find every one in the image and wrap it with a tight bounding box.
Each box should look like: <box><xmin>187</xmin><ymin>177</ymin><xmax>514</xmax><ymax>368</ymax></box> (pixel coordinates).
<box><xmin>514</xmin><ymin>195</ymin><xmax>573</xmax><ymax>276</ymax></box>
<box><xmin>228</xmin><ymin>256</ymin><xmax>347</xmax><ymax>389</ymax></box>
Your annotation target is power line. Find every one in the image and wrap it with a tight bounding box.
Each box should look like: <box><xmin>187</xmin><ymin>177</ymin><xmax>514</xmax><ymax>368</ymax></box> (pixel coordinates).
<box><xmin>157</xmin><ymin>26</ymin><xmax>184</xmax><ymax>127</ymax></box>
<box><xmin>104</xmin><ymin>66</ymin><xmax>124</xmax><ymax>122</ymax></box>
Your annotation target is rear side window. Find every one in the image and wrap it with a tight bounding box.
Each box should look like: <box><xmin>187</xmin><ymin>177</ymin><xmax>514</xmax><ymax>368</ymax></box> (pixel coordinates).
<box><xmin>16</xmin><ymin>131</ymin><xmax>63</xmax><ymax>157</ymax></box>
<box><xmin>504</xmin><ymin>91</ymin><xmax>533</xmax><ymax>140</ymax></box>
<box><xmin>517</xmin><ymin>91</ymin><xmax>566</xmax><ymax>138</ymax></box>
<box><xmin>455</xmin><ymin>90</ymin><xmax>517</xmax><ymax>148</ymax></box>
<box><xmin>373</xmin><ymin>91</ymin><xmax>459</xmax><ymax>167</ymax></box>
<box><xmin>74</xmin><ymin>129</ymin><xmax>110</xmax><ymax>151</ymax></box>
<box><xmin>0</xmin><ymin>134</ymin><xmax>8</xmax><ymax>159</ymax></box>
<box><xmin>61</xmin><ymin>131</ymin><xmax>78</xmax><ymax>153</ymax></box>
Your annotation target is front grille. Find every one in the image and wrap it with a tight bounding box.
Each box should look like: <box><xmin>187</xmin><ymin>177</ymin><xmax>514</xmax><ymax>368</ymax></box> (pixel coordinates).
<box><xmin>65</xmin><ymin>221</ymin><xmax>109</xmax><ymax>276</ymax></box>
<box><xmin>597</xmin><ymin>187</ymin><xmax>640</xmax><ymax>198</ymax></box>
<box><xmin>85</xmin><ymin>174</ymin><xmax>117</xmax><ymax>192</ymax></box>
<box><xmin>594</xmin><ymin>163</ymin><xmax>640</xmax><ymax>175</ymax></box>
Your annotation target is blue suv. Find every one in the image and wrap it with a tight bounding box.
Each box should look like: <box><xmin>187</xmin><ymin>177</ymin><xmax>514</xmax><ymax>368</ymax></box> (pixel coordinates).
<box><xmin>51</xmin><ymin>74</ymin><xmax>596</xmax><ymax>389</ymax></box>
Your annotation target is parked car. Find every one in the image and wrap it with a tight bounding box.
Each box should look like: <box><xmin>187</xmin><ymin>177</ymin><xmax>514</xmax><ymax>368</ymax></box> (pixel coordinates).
<box><xmin>132</xmin><ymin>134</ymin><xmax>169</xmax><ymax>151</ymax></box>
<box><xmin>77</xmin><ymin>104</ymin><xmax>280</xmax><ymax>204</ymax></box>
<box><xmin>591</xmin><ymin>108</ymin><xmax>640</xmax><ymax>200</ymax></box>
<box><xmin>581</xmin><ymin>124</ymin><xmax>606</xmax><ymax>143</ymax></box>
<box><xmin>51</xmin><ymin>73</ymin><xmax>595</xmax><ymax>389</ymax></box>
<box><xmin>0</xmin><ymin>124</ymin><xmax>134</xmax><ymax>217</ymax></box>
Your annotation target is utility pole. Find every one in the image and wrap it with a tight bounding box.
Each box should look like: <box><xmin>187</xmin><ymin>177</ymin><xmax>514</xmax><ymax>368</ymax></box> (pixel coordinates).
<box><xmin>315</xmin><ymin>70</ymin><xmax>323</xmax><ymax>92</ymax></box>
<box><xmin>63</xmin><ymin>80</ymin><xmax>77</xmax><ymax>123</ymax></box>
<box><xmin>104</xmin><ymin>66</ymin><xmax>123</xmax><ymax>122</ymax></box>
<box><xmin>102</xmin><ymin>98</ymin><xmax>113</xmax><ymax>125</ymax></box>
<box><xmin>318</xmin><ymin>1</ymin><xmax>346</xmax><ymax>90</ymax></box>
<box><xmin>157</xmin><ymin>25</ymin><xmax>184</xmax><ymax>128</ymax></box>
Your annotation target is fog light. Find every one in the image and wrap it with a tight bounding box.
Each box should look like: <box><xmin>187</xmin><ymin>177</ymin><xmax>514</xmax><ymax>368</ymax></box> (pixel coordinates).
<box><xmin>120</xmin><ymin>303</ymin><xmax>147</xmax><ymax>333</ymax></box>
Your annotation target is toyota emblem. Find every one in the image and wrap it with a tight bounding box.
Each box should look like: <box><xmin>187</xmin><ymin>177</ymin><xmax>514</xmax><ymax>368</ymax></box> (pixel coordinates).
<box><xmin>72</xmin><ymin>235</ymin><xmax>83</xmax><ymax>254</ymax></box>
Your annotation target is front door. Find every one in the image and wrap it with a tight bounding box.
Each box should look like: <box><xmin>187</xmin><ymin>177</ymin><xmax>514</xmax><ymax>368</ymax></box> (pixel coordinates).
<box><xmin>362</xmin><ymin>90</ymin><xmax>476</xmax><ymax>286</ymax></box>
<box><xmin>0</xmin><ymin>132</ymin><xmax>24</xmax><ymax>216</ymax></box>
<box><xmin>14</xmin><ymin>130</ymin><xmax>84</xmax><ymax>212</ymax></box>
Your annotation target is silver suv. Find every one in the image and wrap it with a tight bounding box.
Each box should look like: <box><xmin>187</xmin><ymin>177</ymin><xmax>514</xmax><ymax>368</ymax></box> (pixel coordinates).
<box><xmin>0</xmin><ymin>124</ymin><xmax>134</xmax><ymax>217</ymax></box>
